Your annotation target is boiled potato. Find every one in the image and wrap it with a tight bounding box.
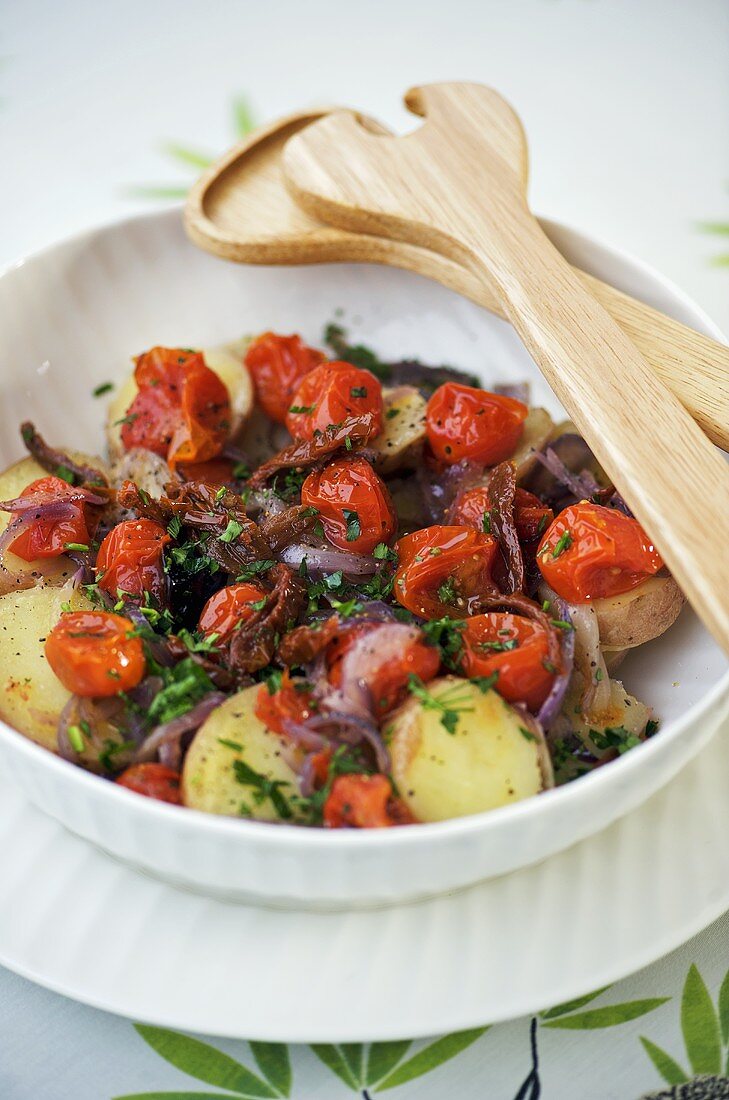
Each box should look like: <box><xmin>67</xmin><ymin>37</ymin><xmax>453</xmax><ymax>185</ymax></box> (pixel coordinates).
<box><xmin>106</xmin><ymin>341</ymin><xmax>253</xmax><ymax>459</ymax></box>
<box><xmin>371</xmin><ymin>386</ymin><xmax>427</xmax><ymax>475</ymax></box>
<box><xmin>110</xmin><ymin>448</ymin><xmax>171</xmax><ymax>496</ymax></box>
<box><xmin>0</xmin><ymin>582</ymin><xmax>93</xmax><ymax>751</ymax></box>
<box><xmin>594</xmin><ymin>576</ymin><xmax>683</xmax><ymax>650</ymax></box>
<box><xmin>387</xmin><ymin>676</ymin><xmax>552</xmax><ymax>823</ymax></box>
<box><xmin>513</xmin><ymin>407</ymin><xmax>554</xmax><ymax>481</ymax></box>
<box><xmin>0</xmin><ymin>454</ymin><xmax>106</xmax><ymax>587</ymax></box>
<box><xmin>182</xmin><ymin>685</ymin><xmax>306</xmax><ymax>822</ymax></box>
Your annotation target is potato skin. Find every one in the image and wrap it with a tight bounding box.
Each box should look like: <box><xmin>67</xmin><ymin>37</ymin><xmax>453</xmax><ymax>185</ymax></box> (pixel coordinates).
<box><xmin>182</xmin><ymin>686</ymin><xmax>306</xmax><ymax>821</ymax></box>
<box><xmin>513</xmin><ymin>407</ymin><xmax>554</xmax><ymax>481</ymax></box>
<box><xmin>0</xmin><ymin>582</ymin><xmax>93</xmax><ymax>751</ymax></box>
<box><xmin>594</xmin><ymin>576</ymin><xmax>683</xmax><ymax>650</ymax></box>
<box><xmin>387</xmin><ymin>676</ymin><xmax>550</xmax><ymax>823</ymax></box>
<box><xmin>370</xmin><ymin>386</ymin><xmax>427</xmax><ymax>475</ymax></box>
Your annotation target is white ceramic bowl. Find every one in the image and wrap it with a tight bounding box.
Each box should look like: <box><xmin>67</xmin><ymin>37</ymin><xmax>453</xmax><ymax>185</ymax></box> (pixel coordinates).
<box><xmin>0</xmin><ymin>208</ymin><xmax>727</xmax><ymax>909</ymax></box>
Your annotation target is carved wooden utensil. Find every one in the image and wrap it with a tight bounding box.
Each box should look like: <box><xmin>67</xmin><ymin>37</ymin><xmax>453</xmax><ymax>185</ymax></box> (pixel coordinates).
<box><xmin>279</xmin><ymin>82</ymin><xmax>729</xmax><ymax>652</ymax></box>
<box><xmin>185</xmin><ymin>107</ymin><xmax>729</xmax><ymax>450</ymax></box>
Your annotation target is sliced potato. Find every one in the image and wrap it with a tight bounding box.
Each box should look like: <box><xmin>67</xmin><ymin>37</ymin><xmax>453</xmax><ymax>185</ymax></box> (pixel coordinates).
<box><xmin>106</xmin><ymin>341</ymin><xmax>254</xmax><ymax>459</ymax></box>
<box><xmin>182</xmin><ymin>685</ymin><xmax>306</xmax><ymax>821</ymax></box>
<box><xmin>594</xmin><ymin>576</ymin><xmax>684</xmax><ymax>650</ymax></box>
<box><xmin>513</xmin><ymin>407</ymin><xmax>554</xmax><ymax>481</ymax></box>
<box><xmin>110</xmin><ymin>448</ymin><xmax>172</xmax><ymax>496</ymax></box>
<box><xmin>387</xmin><ymin>676</ymin><xmax>552</xmax><ymax>823</ymax></box>
<box><xmin>370</xmin><ymin>386</ymin><xmax>427</xmax><ymax>475</ymax></box>
<box><xmin>0</xmin><ymin>454</ymin><xmax>106</xmax><ymax>586</ymax></box>
<box><xmin>0</xmin><ymin>581</ymin><xmax>93</xmax><ymax>751</ymax></box>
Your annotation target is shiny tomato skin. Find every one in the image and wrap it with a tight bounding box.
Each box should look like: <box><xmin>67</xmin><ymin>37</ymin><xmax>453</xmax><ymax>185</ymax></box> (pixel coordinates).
<box><xmin>323</xmin><ymin>774</ymin><xmax>404</xmax><ymax>829</ymax></box>
<box><xmin>254</xmin><ymin>675</ymin><xmax>316</xmax><ymax>737</ymax></box>
<box><xmin>245</xmin><ymin>332</ymin><xmax>326</xmax><ymax>422</ymax></box>
<box><xmin>301</xmin><ymin>456</ymin><xmax>396</xmax><ymax>554</ymax></box>
<box><xmin>177</xmin><ymin>456</ymin><xmax>235</xmax><ymax>484</ymax></box>
<box><xmin>326</xmin><ymin>622</ymin><xmax>440</xmax><ymax>715</ymax></box>
<box><xmin>514</xmin><ymin>489</ymin><xmax>554</xmax><ymax>542</ymax></box>
<box><xmin>285</xmin><ymin>360</ymin><xmax>383</xmax><ymax>443</ymax></box>
<box><xmin>426</xmin><ymin>382</ymin><xmax>528</xmax><ymax>466</ymax></box>
<box><xmin>394</xmin><ymin>525</ymin><xmax>498</xmax><ymax>619</ymax></box>
<box><xmin>198</xmin><ymin>582</ymin><xmax>267</xmax><ymax>644</ymax></box>
<box><xmin>461</xmin><ymin>612</ymin><xmax>556</xmax><ymax>712</ymax></box>
<box><xmin>121</xmin><ymin>347</ymin><xmax>231</xmax><ymax>469</ymax></box>
<box><xmin>8</xmin><ymin>476</ymin><xmax>93</xmax><ymax>561</ymax></box>
<box><xmin>537</xmin><ymin>502</ymin><xmax>664</xmax><ymax>602</ymax></box>
<box><xmin>96</xmin><ymin>518</ymin><xmax>170</xmax><ymax>602</ymax></box>
<box><xmin>45</xmin><ymin>611</ymin><xmax>145</xmax><ymax>697</ymax></box>
<box><xmin>116</xmin><ymin>763</ymin><xmax>182</xmax><ymax>804</ymax></box>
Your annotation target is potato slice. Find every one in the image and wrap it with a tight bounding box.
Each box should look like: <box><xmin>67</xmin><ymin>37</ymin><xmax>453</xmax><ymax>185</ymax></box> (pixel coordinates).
<box><xmin>182</xmin><ymin>685</ymin><xmax>306</xmax><ymax>822</ymax></box>
<box><xmin>513</xmin><ymin>407</ymin><xmax>554</xmax><ymax>481</ymax></box>
<box><xmin>106</xmin><ymin>341</ymin><xmax>253</xmax><ymax>460</ymax></box>
<box><xmin>594</xmin><ymin>576</ymin><xmax>684</xmax><ymax>650</ymax></box>
<box><xmin>0</xmin><ymin>581</ymin><xmax>93</xmax><ymax>751</ymax></box>
<box><xmin>370</xmin><ymin>386</ymin><xmax>427</xmax><ymax>475</ymax></box>
<box><xmin>387</xmin><ymin>676</ymin><xmax>552</xmax><ymax>822</ymax></box>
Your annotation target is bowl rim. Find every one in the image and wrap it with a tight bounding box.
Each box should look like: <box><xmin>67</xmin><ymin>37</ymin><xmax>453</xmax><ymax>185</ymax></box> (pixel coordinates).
<box><xmin>1</xmin><ymin>203</ymin><xmax>728</xmax><ymax>851</ymax></box>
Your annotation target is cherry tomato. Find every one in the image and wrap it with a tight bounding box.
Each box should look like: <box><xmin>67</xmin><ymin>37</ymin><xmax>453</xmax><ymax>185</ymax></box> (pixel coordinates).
<box><xmin>537</xmin><ymin>502</ymin><xmax>664</xmax><ymax>602</ymax></box>
<box><xmin>96</xmin><ymin>518</ymin><xmax>170</xmax><ymax>602</ymax></box>
<box><xmin>301</xmin><ymin>456</ymin><xmax>396</xmax><ymax>554</ymax></box>
<box><xmin>514</xmin><ymin>489</ymin><xmax>554</xmax><ymax>542</ymax></box>
<box><xmin>116</xmin><ymin>763</ymin><xmax>182</xmax><ymax>804</ymax></box>
<box><xmin>460</xmin><ymin>612</ymin><xmax>556</xmax><ymax>712</ymax></box>
<box><xmin>198</xmin><ymin>582</ymin><xmax>268</xmax><ymax>644</ymax></box>
<box><xmin>326</xmin><ymin>622</ymin><xmax>440</xmax><ymax>715</ymax></box>
<box><xmin>45</xmin><ymin>611</ymin><xmax>146</xmax><ymax>697</ymax></box>
<box><xmin>426</xmin><ymin>382</ymin><xmax>528</xmax><ymax>466</ymax></box>
<box><xmin>285</xmin><ymin>360</ymin><xmax>383</xmax><ymax>444</ymax></box>
<box><xmin>322</xmin><ymin>774</ymin><xmax>396</xmax><ymax>828</ymax></box>
<box><xmin>394</xmin><ymin>525</ymin><xmax>498</xmax><ymax>619</ymax></box>
<box><xmin>7</xmin><ymin>476</ymin><xmax>94</xmax><ymax>562</ymax></box>
<box><xmin>254</xmin><ymin>673</ymin><xmax>316</xmax><ymax>736</ymax></box>
<box><xmin>121</xmin><ymin>347</ymin><xmax>231</xmax><ymax>469</ymax></box>
<box><xmin>177</xmin><ymin>456</ymin><xmax>236</xmax><ymax>484</ymax></box>
<box><xmin>245</xmin><ymin>332</ymin><xmax>326</xmax><ymax>423</ymax></box>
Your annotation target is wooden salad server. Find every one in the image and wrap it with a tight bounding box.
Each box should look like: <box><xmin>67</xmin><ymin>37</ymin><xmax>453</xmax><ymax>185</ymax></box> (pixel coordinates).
<box><xmin>185</xmin><ymin>108</ymin><xmax>729</xmax><ymax>451</ymax></box>
<box><xmin>278</xmin><ymin>82</ymin><xmax>729</xmax><ymax>653</ymax></box>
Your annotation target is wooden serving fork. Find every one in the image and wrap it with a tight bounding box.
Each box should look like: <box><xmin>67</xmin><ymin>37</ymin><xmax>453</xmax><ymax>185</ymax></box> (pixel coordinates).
<box><xmin>280</xmin><ymin>83</ymin><xmax>729</xmax><ymax>653</ymax></box>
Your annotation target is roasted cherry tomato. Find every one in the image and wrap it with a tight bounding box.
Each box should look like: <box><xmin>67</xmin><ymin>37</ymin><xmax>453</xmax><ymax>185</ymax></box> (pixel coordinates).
<box><xmin>198</xmin><ymin>582</ymin><xmax>267</xmax><ymax>644</ymax></box>
<box><xmin>177</xmin><ymin>456</ymin><xmax>236</xmax><ymax>484</ymax></box>
<box><xmin>116</xmin><ymin>763</ymin><xmax>182</xmax><ymax>804</ymax></box>
<box><xmin>121</xmin><ymin>347</ymin><xmax>231</xmax><ymax>469</ymax></box>
<box><xmin>45</xmin><ymin>611</ymin><xmax>145</xmax><ymax>697</ymax></box>
<box><xmin>245</xmin><ymin>332</ymin><xmax>326</xmax><ymax>423</ymax></box>
<box><xmin>96</xmin><ymin>518</ymin><xmax>170</xmax><ymax>602</ymax></box>
<box><xmin>537</xmin><ymin>501</ymin><xmax>664</xmax><ymax>602</ymax></box>
<box><xmin>7</xmin><ymin>476</ymin><xmax>94</xmax><ymax>561</ymax></box>
<box><xmin>326</xmin><ymin>622</ymin><xmax>440</xmax><ymax>715</ymax></box>
<box><xmin>285</xmin><ymin>360</ymin><xmax>383</xmax><ymax>444</ymax></box>
<box><xmin>301</xmin><ymin>456</ymin><xmax>396</xmax><ymax>554</ymax></box>
<box><xmin>254</xmin><ymin>673</ymin><xmax>316</xmax><ymax>736</ymax></box>
<box><xmin>323</xmin><ymin>774</ymin><xmax>412</xmax><ymax>828</ymax></box>
<box><xmin>450</xmin><ymin>485</ymin><xmax>553</xmax><ymax>544</ymax></box>
<box><xmin>394</xmin><ymin>525</ymin><xmax>498</xmax><ymax>619</ymax></box>
<box><xmin>426</xmin><ymin>382</ymin><xmax>528</xmax><ymax>466</ymax></box>
<box><xmin>460</xmin><ymin>612</ymin><xmax>556</xmax><ymax>712</ymax></box>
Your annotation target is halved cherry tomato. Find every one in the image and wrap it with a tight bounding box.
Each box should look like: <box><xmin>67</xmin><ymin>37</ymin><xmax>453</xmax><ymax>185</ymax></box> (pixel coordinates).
<box><xmin>451</xmin><ymin>485</ymin><xmax>553</xmax><ymax>544</ymax></box>
<box><xmin>116</xmin><ymin>763</ymin><xmax>182</xmax><ymax>804</ymax></box>
<box><xmin>7</xmin><ymin>476</ymin><xmax>94</xmax><ymax>561</ymax></box>
<box><xmin>323</xmin><ymin>774</ymin><xmax>412</xmax><ymax>828</ymax></box>
<box><xmin>301</xmin><ymin>456</ymin><xmax>396</xmax><ymax>554</ymax></box>
<box><xmin>198</xmin><ymin>582</ymin><xmax>267</xmax><ymax>644</ymax></box>
<box><xmin>285</xmin><ymin>360</ymin><xmax>383</xmax><ymax>443</ymax></box>
<box><xmin>460</xmin><ymin>612</ymin><xmax>556</xmax><ymax>711</ymax></box>
<box><xmin>326</xmin><ymin>622</ymin><xmax>440</xmax><ymax>715</ymax></box>
<box><xmin>426</xmin><ymin>382</ymin><xmax>528</xmax><ymax>466</ymax></box>
<box><xmin>96</xmin><ymin>518</ymin><xmax>170</xmax><ymax>602</ymax></box>
<box><xmin>394</xmin><ymin>525</ymin><xmax>498</xmax><ymax>619</ymax></box>
<box><xmin>121</xmin><ymin>347</ymin><xmax>231</xmax><ymax>469</ymax></box>
<box><xmin>177</xmin><ymin>456</ymin><xmax>236</xmax><ymax>484</ymax></box>
<box><xmin>45</xmin><ymin>611</ymin><xmax>145</xmax><ymax>697</ymax></box>
<box><xmin>537</xmin><ymin>501</ymin><xmax>664</xmax><ymax>602</ymax></box>
<box><xmin>245</xmin><ymin>332</ymin><xmax>326</xmax><ymax>423</ymax></box>
<box><xmin>254</xmin><ymin>673</ymin><xmax>316</xmax><ymax>736</ymax></box>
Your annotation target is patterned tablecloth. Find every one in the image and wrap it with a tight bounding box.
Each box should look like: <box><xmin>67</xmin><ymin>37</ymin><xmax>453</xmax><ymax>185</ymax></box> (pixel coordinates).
<box><xmin>1</xmin><ymin>1</ymin><xmax>728</xmax><ymax>1096</ymax></box>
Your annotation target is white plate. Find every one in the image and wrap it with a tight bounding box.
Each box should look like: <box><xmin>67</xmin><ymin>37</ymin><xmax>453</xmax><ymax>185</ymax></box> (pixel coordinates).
<box><xmin>1</xmin><ymin>713</ymin><xmax>729</xmax><ymax>1041</ymax></box>
<box><xmin>0</xmin><ymin>208</ymin><xmax>727</xmax><ymax>906</ymax></box>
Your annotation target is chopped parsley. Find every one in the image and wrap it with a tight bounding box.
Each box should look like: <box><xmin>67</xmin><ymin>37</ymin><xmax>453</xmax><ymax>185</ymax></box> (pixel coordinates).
<box><xmin>233</xmin><ymin>759</ymin><xmax>293</xmax><ymax>819</ymax></box>
<box><xmin>420</xmin><ymin>616</ymin><xmax>465</xmax><ymax>670</ymax></box>
<box><xmin>113</xmin><ymin>412</ymin><xmax>139</xmax><ymax>427</ymax></box>
<box><xmin>324</xmin><ymin>322</ymin><xmax>392</xmax><ymax>381</ymax></box>
<box><xmin>236</xmin><ymin>559</ymin><xmax>276</xmax><ymax>582</ymax></box>
<box><xmin>67</xmin><ymin>724</ymin><xmax>86</xmax><ymax>753</ymax></box>
<box><xmin>343</xmin><ymin>509</ymin><xmax>361</xmax><ymax>542</ymax></box>
<box><xmin>147</xmin><ymin>659</ymin><xmax>214</xmax><ymax>725</ymax></box>
<box><xmin>589</xmin><ymin>725</ymin><xmax>642</xmax><ymax>755</ymax></box>
<box><xmin>219</xmin><ymin>519</ymin><xmax>244</xmax><ymax>543</ymax></box>
<box><xmin>386</xmin><ymin>407</ymin><xmax>401</xmax><ymax>420</ymax></box>
<box><xmin>373</xmin><ymin>542</ymin><xmax>397</xmax><ymax>562</ymax></box>
<box><xmin>551</xmin><ymin>531</ymin><xmax>573</xmax><ymax>559</ymax></box>
<box><xmin>519</xmin><ymin>726</ymin><xmax>537</xmax><ymax>742</ymax></box>
<box><xmin>289</xmin><ymin>403</ymin><xmax>316</xmax><ymax>415</ymax></box>
<box><xmin>437</xmin><ymin>577</ymin><xmax>457</xmax><ymax>605</ymax></box>
<box><xmin>329</xmin><ymin>596</ymin><xmax>364</xmax><ymax>618</ymax></box>
<box><xmin>482</xmin><ymin>511</ymin><xmax>492</xmax><ymax>534</ymax></box>
<box><xmin>350</xmin><ymin>386</ymin><xmax>368</xmax><ymax>398</ymax></box>
<box><xmin>407</xmin><ymin>674</ymin><xmax>474</xmax><ymax>734</ymax></box>
<box><xmin>92</xmin><ymin>381</ymin><xmax>114</xmax><ymax>397</ymax></box>
<box><xmin>645</xmin><ymin>718</ymin><xmax>660</xmax><ymax>738</ymax></box>
<box><xmin>232</xmin><ymin>461</ymin><xmax>251</xmax><ymax>479</ymax></box>
<box><xmin>55</xmin><ymin>464</ymin><xmax>76</xmax><ymax>484</ymax></box>
<box><xmin>64</xmin><ymin>542</ymin><xmax>89</xmax><ymax>552</ymax></box>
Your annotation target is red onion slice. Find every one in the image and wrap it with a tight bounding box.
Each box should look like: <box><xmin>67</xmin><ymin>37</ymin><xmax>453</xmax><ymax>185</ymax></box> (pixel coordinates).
<box><xmin>280</xmin><ymin>543</ymin><xmax>378</xmax><ymax>578</ymax></box>
<box><xmin>133</xmin><ymin>692</ymin><xmax>227</xmax><ymax>768</ymax></box>
<box><xmin>493</xmin><ymin>381</ymin><xmax>530</xmax><ymax>404</ymax></box>
<box><xmin>536</xmin><ymin>588</ymin><xmax>576</xmax><ymax>732</ymax></box>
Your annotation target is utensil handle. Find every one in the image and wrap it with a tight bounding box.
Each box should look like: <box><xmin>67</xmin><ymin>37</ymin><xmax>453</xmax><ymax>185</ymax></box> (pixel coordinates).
<box><xmin>456</xmin><ymin>202</ymin><xmax>729</xmax><ymax>652</ymax></box>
